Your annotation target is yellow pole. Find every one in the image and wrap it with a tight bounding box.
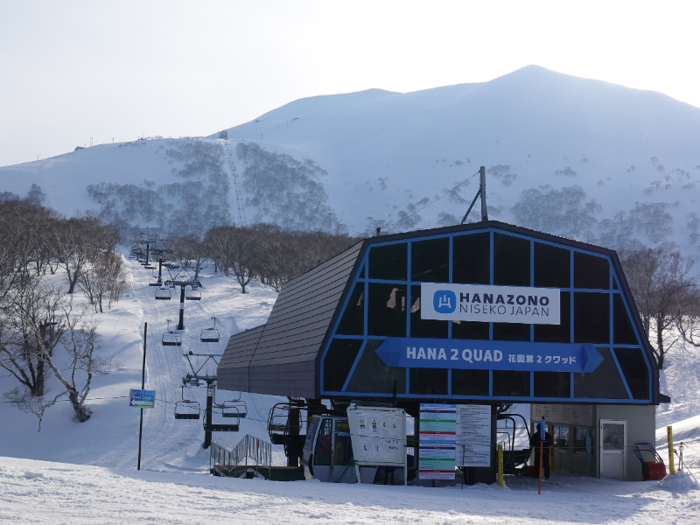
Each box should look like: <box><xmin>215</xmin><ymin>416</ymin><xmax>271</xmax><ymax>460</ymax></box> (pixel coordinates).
<box><xmin>667</xmin><ymin>425</ymin><xmax>675</xmax><ymax>475</ymax></box>
<box><xmin>497</xmin><ymin>443</ymin><xmax>504</xmax><ymax>488</ymax></box>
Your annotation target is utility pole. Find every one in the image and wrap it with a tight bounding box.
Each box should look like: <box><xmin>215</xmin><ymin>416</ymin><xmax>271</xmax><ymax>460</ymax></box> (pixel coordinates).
<box><xmin>178</xmin><ymin>285</ymin><xmax>186</xmax><ymax>330</ymax></box>
<box><xmin>460</xmin><ymin>165</ymin><xmax>488</xmax><ymax>224</ymax></box>
<box><xmin>480</xmin><ymin>165</ymin><xmax>488</xmax><ymax>221</ymax></box>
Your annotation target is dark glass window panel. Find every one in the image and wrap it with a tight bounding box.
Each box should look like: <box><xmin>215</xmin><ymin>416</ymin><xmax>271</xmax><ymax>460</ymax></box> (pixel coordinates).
<box><xmin>410</xmin><ymin>285</ymin><xmax>448</xmax><ymax>338</ymax></box>
<box><xmin>452</xmin><ymin>320</ymin><xmax>490</xmax><ymax>340</ymax></box>
<box><xmin>534</xmin><ymin>243</ymin><xmax>570</xmax><ymax>288</ymax></box>
<box><xmin>613</xmin><ymin>348</ymin><xmax>649</xmax><ymax>400</ymax></box>
<box><xmin>453</xmin><ymin>233</ymin><xmax>490</xmax><ymax>284</ymax></box>
<box><xmin>493</xmin><ymin>322</ymin><xmax>530</xmax><ymax>341</ymax></box>
<box><xmin>574</xmin><ymin>292</ymin><xmax>610</xmax><ymax>344</ymax></box>
<box><xmin>367</xmin><ymin>283</ymin><xmax>407</xmax><ymax>337</ymax></box>
<box><xmin>335</xmin><ymin>283</ymin><xmax>364</xmax><ymax>335</ymax></box>
<box><xmin>612</xmin><ymin>278</ymin><xmax>619</xmax><ymax>290</ymax></box>
<box><xmin>452</xmin><ymin>369</ymin><xmax>489</xmax><ymax>396</ymax></box>
<box><xmin>574</xmin><ymin>348</ymin><xmax>628</xmax><ymax>399</ymax></box>
<box><xmin>574</xmin><ymin>252</ymin><xmax>609</xmax><ymax>290</ymax></box>
<box><xmin>493</xmin><ymin>370</ymin><xmax>530</xmax><ymax>397</ymax></box>
<box><xmin>613</xmin><ymin>294</ymin><xmax>638</xmax><ymax>345</ymax></box>
<box><xmin>534</xmin><ymin>372</ymin><xmax>571</xmax><ymax>398</ymax></box>
<box><xmin>345</xmin><ymin>340</ymin><xmax>405</xmax><ymax>394</ymax></box>
<box><xmin>534</xmin><ymin>291</ymin><xmax>570</xmax><ymax>343</ymax></box>
<box><xmin>323</xmin><ymin>339</ymin><xmax>362</xmax><ymax>392</ymax></box>
<box><xmin>409</xmin><ymin>368</ymin><xmax>448</xmax><ymax>395</ymax></box>
<box><xmin>369</xmin><ymin>243</ymin><xmax>407</xmax><ymax>281</ymax></box>
<box><xmin>494</xmin><ymin>233</ymin><xmax>530</xmax><ymax>286</ymax></box>
<box><xmin>411</xmin><ymin>237</ymin><xmax>449</xmax><ymax>283</ymax></box>
<box><xmin>359</xmin><ymin>265</ymin><xmax>365</xmax><ymax>278</ymax></box>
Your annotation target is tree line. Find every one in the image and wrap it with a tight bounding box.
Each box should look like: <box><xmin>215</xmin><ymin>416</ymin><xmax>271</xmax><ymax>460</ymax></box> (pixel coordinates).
<box><xmin>163</xmin><ymin>224</ymin><xmax>361</xmax><ymax>294</ymax></box>
<box><xmin>0</xmin><ymin>199</ymin><xmax>125</xmax><ymax>428</ymax></box>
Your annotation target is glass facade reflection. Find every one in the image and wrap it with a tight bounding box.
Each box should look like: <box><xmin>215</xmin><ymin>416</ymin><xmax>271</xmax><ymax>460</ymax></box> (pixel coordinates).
<box><xmin>320</xmin><ymin>227</ymin><xmax>653</xmax><ymax>403</ymax></box>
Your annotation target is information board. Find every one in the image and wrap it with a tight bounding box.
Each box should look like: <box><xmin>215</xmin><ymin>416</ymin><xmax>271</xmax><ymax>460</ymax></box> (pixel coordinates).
<box><xmin>455</xmin><ymin>405</ymin><xmax>491</xmax><ymax>467</ymax></box>
<box><xmin>129</xmin><ymin>389</ymin><xmax>156</xmax><ymax>408</ymax></box>
<box><xmin>346</xmin><ymin>406</ymin><xmax>406</xmax><ymax>467</ymax></box>
<box><xmin>419</xmin><ymin>404</ymin><xmax>457</xmax><ymax>480</ymax></box>
<box><xmin>531</xmin><ymin>404</ymin><xmax>593</xmax><ymax>427</ymax></box>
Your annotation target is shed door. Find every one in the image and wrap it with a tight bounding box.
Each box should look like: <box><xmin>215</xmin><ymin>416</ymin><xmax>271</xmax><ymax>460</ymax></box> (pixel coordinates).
<box><xmin>600</xmin><ymin>419</ymin><xmax>626</xmax><ymax>480</ymax></box>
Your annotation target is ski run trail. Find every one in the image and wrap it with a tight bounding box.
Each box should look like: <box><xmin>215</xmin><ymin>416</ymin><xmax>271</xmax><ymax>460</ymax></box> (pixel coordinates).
<box><xmin>1</xmin><ymin>256</ymin><xmax>699</xmax><ymax>524</ymax></box>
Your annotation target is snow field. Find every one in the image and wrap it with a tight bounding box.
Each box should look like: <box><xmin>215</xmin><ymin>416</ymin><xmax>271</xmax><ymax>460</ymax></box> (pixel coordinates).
<box><xmin>2</xmin><ymin>255</ymin><xmax>700</xmax><ymax>523</ymax></box>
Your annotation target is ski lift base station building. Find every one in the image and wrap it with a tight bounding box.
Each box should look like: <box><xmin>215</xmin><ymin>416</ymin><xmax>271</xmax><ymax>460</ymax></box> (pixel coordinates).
<box><xmin>218</xmin><ymin>220</ymin><xmax>665</xmax><ymax>483</ymax></box>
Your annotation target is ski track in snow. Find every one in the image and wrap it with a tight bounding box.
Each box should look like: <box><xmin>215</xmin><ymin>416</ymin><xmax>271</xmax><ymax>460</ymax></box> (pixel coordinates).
<box><xmin>90</xmin><ymin>259</ymin><xmax>282</xmax><ymax>472</ymax></box>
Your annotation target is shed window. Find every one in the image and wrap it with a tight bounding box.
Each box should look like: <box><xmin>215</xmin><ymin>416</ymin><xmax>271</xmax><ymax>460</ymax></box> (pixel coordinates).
<box><xmin>493</xmin><ymin>370</ymin><xmax>530</xmax><ymax>397</ymax></box>
<box><xmin>452</xmin><ymin>369</ymin><xmax>489</xmax><ymax>396</ymax></box>
<box><xmin>494</xmin><ymin>233</ymin><xmax>530</xmax><ymax>286</ymax></box>
<box><xmin>409</xmin><ymin>368</ymin><xmax>448</xmax><ymax>395</ymax></box>
<box><xmin>411</xmin><ymin>237</ymin><xmax>449</xmax><ymax>282</ymax></box>
<box><xmin>368</xmin><ymin>283</ymin><xmax>406</xmax><ymax>337</ymax></box>
<box><xmin>574</xmin><ymin>252</ymin><xmax>609</xmax><ymax>290</ymax></box>
<box><xmin>453</xmin><ymin>233</ymin><xmax>490</xmax><ymax>284</ymax></box>
<box><xmin>534</xmin><ymin>371</ymin><xmax>571</xmax><ymax>398</ymax></box>
<box><xmin>336</xmin><ymin>283</ymin><xmax>364</xmax><ymax>335</ymax></box>
<box><xmin>574</xmin><ymin>293</ymin><xmax>610</xmax><ymax>344</ymax></box>
<box><xmin>369</xmin><ymin>243</ymin><xmax>407</xmax><ymax>281</ymax></box>
<box><xmin>534</xmin><ymin>291</ymin><xmax>570</xmax><ymax>343</ymax></box>
<box><xmin>534</xmin><ymin>242</ymin><xmax>570</xmax><ymax>289</ymax></box>
<box><xmin>614</xmin><ymin>348</ymin><xmax>649</xmax><ymax>400</ymax></box>
<box><xmin>345</xmin><ymin>340</ymin><xmax>405</xmax><ymax>394</ymax></box>
<box><xmin>323</xmin><ymin>339</ymin><xmax>362</xmax><ymax>392</ymax></box>
<box><xmin>574</xmin><ymin>348</ymin><xmax>628</xmax><ymax>399</ymax></box>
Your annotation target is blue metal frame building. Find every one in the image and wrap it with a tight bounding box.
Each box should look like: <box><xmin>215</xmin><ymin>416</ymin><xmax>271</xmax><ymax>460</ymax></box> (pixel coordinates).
<box><xmin>219</xmin><ymin>220</ymin><xmax>659</xmax><ymax>407</ymax></box>
<box><xmin>317</xmin><ymin>222</ymin><xmax>657</xmax><ymax>405</ymax></box>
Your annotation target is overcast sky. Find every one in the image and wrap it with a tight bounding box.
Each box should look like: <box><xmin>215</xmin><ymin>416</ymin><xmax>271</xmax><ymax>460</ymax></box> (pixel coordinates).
<box><xmin>1</xmin><ymin>0</ymin><xmax>699</xmax><ymax>168</ymax></box>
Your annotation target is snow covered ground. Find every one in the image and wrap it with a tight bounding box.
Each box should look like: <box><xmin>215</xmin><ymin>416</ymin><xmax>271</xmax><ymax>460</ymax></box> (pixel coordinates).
<box><xmin>1</xmin><ymin>256</ymin><xmax>700</xmax><ymax>523</ymax></box>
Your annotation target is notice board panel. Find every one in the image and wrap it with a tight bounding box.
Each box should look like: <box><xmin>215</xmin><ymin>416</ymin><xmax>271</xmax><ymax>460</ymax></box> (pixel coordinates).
<box><xmin>346</xmin><ymin>406</ymin><xmax>406</xmax><ymax>467</ymax></box>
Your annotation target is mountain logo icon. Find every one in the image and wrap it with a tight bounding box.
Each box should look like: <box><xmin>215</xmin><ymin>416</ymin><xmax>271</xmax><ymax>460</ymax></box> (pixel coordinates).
<box><xmin>433</xmin><ymin>290</ymin><xmax>456</xmax><ymax>314</ymax></box>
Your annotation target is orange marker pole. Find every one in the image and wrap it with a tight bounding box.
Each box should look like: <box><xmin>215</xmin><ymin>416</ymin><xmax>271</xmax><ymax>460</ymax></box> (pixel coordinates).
<box><xmin>538</xmin><ymin>442</ymin><xmax>543</xmax><ymax>494</ymax></box>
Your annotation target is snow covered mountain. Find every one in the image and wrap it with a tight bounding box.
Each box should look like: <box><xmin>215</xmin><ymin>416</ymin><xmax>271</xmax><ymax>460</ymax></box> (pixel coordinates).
<box><xmin>2</xmin><ymin>65</ymin><xmax>700</xmax><ymax>252</ymax></box>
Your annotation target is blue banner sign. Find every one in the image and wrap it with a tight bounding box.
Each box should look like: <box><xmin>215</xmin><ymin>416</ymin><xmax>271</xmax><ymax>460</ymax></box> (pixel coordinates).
<box><xmin>374</xmin><ymin>338</ymin><xmax>603</xmax><ymax>373</ymax></box>
<box><xmin>129</xmin><ymin>389</ymin><xmax>156</xmax><ymax>408</ymax></box>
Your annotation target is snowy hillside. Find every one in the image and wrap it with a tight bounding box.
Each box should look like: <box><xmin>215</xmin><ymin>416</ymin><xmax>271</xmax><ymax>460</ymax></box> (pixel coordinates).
<box><xmin>2</xmin><ymin>65</ymin><xmax>700</xmax><ymax>253</ymax></box>
<box><xmin>0</xmin><ymin>257</ymin><xmax>698</xmax><ymax>523</ymax></box>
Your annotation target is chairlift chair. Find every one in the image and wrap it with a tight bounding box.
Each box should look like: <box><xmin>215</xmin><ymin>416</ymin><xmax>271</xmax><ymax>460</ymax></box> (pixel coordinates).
<box><xmin>213</xmin><ymin>385</ymin><xmax>247</xmax><ymax>419</ymax></box>
<box><xmin>200</xmin><ymin>317</ymin><xmax>220</xmax><ymax>343</ymax></box>
<box><xmin>162</xmin><ymin>319</ymin><xmax>182</xmax><ymax>347</ymax></box>
<box><xmin>149</xmin><ymin>274</ymin><xmax>162</xmax><ymax>287</ymax></box>
<box><xmin>174</xmin><ymin>386</ymin><xmax>201</xmax><ymax>420</ymax></box>
<box><xmin>155</xmin><ymin>286</ymin><xmax>171</xmax><ymax>300</ymax></box>
<box><xmin>186</xmin><ymin>284</ymin><xmax>202</xmax><ymax>301</ymax></box>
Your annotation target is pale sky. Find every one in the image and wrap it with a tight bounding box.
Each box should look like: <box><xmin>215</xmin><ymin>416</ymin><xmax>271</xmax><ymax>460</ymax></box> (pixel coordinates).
<box><xmin>1</xmin><ymin>0</ymin><xmax>699</xmax><ymax>168</ymax></box>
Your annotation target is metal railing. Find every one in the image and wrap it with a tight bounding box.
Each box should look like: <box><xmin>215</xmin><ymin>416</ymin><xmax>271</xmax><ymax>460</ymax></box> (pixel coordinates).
<box><xmin>210</xmin><ymin>434</ymin><xmax>272</xmax><ymax>478</ymax></box>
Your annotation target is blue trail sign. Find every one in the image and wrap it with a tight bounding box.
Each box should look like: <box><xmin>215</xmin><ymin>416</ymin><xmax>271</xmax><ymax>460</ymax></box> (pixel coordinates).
<box><xmin>374</xmin><ymin>338</ymin><xmax>603</xmax><ymax>373</ymax></box>
<box><xmin>129</xmin><ymin>389</ymin><xmax>156</xmax><ymax>408</ymax></box>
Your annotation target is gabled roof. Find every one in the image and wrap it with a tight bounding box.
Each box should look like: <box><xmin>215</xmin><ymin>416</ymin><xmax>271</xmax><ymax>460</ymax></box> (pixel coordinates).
<box><xmin>218</xmin><ymin>240</ymin><xmax>364</xmax><ymax>397</ymax></box>
<box><xmin>218</xmin><ymin>220</ymin><xmax>660</xmax><ymax>403</ymax></box>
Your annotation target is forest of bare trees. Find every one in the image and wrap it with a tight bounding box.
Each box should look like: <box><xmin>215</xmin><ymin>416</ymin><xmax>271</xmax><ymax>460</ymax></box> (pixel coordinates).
<box><xmin>0</xmin><ymin>200</ymin><xmax>123</xmax><ymax>427</ymax></box>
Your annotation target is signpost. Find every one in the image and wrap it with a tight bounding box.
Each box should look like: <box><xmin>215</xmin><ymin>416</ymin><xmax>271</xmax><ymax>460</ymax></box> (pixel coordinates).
<box><xmin>375</xmin><ymin>338</ymin><xmax>604</xmax><ymax>374</ymax></box>
<box><xmin>347</xmin><ymin>405</ymin><xmax>407</xmax><ymax>485</ymax></box>
<box><xmin>132</xmin><ymin>322</ymin><xmax>155</xmax><ymax>471</ymax></box>
<box><xmin>419</xmin><ymin>404</ymin><xmax>457</xmax><ymax>480</ymax></box>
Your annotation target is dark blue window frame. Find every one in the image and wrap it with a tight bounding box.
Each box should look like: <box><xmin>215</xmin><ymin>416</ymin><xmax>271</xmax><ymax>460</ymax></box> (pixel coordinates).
<box><xmin>320</xmin><ymin>228</ymin><xmax>652</xmax><ymax>403</ymax></box>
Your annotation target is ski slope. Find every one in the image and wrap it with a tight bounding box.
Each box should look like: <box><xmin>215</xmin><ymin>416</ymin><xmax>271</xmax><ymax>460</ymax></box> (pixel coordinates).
<box><xmin>1</xmin><ymin>254</ymin><xmax>700</xmax><ymax>523</ymax></box>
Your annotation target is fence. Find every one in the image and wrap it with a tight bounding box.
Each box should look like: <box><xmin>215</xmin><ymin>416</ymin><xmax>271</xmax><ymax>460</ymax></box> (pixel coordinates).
<box><xmin>210</xmin><ymin>434</ymin><xmax>272</xmax><ymax>478</ymax></box>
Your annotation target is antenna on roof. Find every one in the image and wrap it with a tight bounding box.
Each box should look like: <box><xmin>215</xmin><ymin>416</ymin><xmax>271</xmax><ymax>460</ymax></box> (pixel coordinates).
<box><xmin>460</xmin><ymin>166</ymin><xmax>488</xmax><ymax>224</ymax></box>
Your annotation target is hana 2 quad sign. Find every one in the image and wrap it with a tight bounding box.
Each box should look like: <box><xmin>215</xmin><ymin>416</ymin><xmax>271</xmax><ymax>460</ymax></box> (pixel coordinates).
<box><xmin>421</xmin><ymin>283</ymin><xmax>560</xmax><ymax>325</ymax></box>
<box><xmin>374</xmin><ymin>338</ymin><xmax>604</xmax><ymax>373</ymax></box>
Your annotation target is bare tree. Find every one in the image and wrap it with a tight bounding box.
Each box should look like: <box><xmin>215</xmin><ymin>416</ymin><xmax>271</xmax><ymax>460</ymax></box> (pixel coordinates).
<box><xmin>4</xmin><ymin>387</ymin><xmax>62</xmax><ymax>431</ymax></box>
<box><xmin>0</xmin><ymin>281</ymin><xmax>67</xmax><ymax>396</ymax></box>
<box><xmin>45</xmin><ymin>311</ymin><xmax>104</xmax><ymax>422</ymax></box>
<box><xmin>620</xmin><ymin>247</ymin><xmax>699</xmax><ymax>368</ymax></box>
